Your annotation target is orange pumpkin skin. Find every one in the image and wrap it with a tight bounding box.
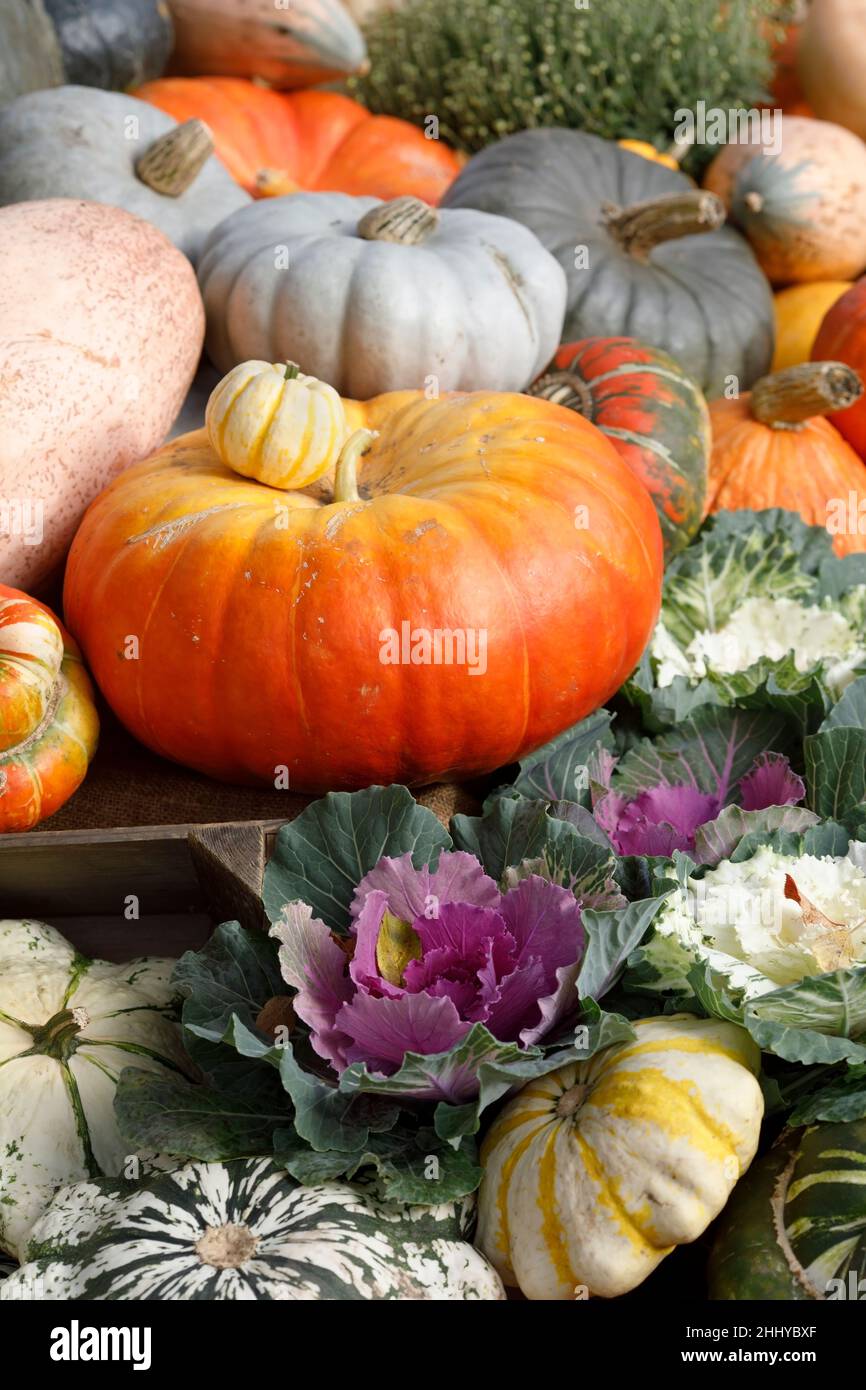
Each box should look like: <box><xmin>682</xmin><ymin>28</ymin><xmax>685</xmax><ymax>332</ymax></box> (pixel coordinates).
<box><xmin>135</xmin><ymin>79</ymin><xmax>461</xmax><ymax>205</ymax></box>
<box><xmin>63</xmin><ymin>392</ymin><xmax>663</xmax><ymax>792</ymax></box>
<box><xmin>812</xmin><ymin>279</ymin><xmax>866</xmax><ymax>457</ymax></box>
<box><xmin>0</xmin><ymin>586</ymin><xmax>99</xmax><ymax>832</ymax></box>
<box><xmin>707</xmin><ymin>396</ymin><xmax>866</xmax><ymax>556</ymax></box>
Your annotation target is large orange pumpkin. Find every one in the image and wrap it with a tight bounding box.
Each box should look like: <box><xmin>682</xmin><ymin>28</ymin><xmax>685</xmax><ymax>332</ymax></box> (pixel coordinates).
<box><xmin>0</xmin><ymin>586</ymin><xmax>99</xmax><ymax>832</ymax></box>
<box><xmin>63</xmin><ymin>391</ymin><xmax>663</xmax><ymax>792</ymax></box>
<box><xmin>812</xmin><ymin>278</ymin><xmax>866</xmax><ymax>457</ymax></box>
<box><xmin>707</xmin><ymin>362</ymin><xmax>866</xmax><ymax>555</ymax></box>
<box><xmin>135</xmin><ymin>79</ymin><xmax>461</xmax><ymax>204</ymax></box>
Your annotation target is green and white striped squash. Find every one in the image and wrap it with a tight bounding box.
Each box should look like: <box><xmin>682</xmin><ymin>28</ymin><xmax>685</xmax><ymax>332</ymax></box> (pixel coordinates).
<box><xmin>7</xmin><ymin>1159</ymin><xmax>507</xmax><ymax>1300</ymax></box>
<box><xmin>0</xmin><ymin>919</ymin><xmax>188</xmax><ymax>1261</ymax></box>
<box><xmin>709</xmin><ymin>1121</ymin><xmax>866</xmax><ymax>1299</ymax></box>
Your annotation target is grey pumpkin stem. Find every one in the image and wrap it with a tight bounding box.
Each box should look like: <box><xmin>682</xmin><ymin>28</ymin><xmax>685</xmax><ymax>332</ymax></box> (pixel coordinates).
<box><xmin>603</xmin><ymin>190</ymin><xmax>726</xmax><ymax>260</ymax></box>
<box><xmin>750</xmin><ymin>362</ymin><xmax>863</xmax><ymax>430</ymax></box>
<box><xmin>357</xmin><ymin>196</ymin><xmax>440</xmax><ymax>245</ymax></box>
<box><xmin>136</xmin><ymin>118</ymin><xmax>214</xmax><ymax>198</ymax></box>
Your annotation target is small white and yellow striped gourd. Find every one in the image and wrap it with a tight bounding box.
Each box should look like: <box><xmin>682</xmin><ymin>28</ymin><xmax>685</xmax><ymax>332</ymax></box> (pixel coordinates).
<box><xmin>206</xmin><ymin>359</ymin><xmax>347</xmax><ymax>489</ymax></box>
<box><xmin>477</xmin><ymin>1014</ymin><xmax>764</xmax><ymax>1299</ymax></box>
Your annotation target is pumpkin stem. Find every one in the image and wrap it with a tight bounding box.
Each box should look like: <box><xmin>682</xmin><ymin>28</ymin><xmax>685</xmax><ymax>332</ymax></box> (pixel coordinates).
<box><xmin>136</xmin><ymin>119</ymin><xmax>214</xmax><ymax>198</ymax></box>
<box><xmin>332</xmin><ymin>428</ymin><xmax>377</xmax><ymax>504</ymax></box>
<box><xmin>750</xmin><ymin>362</ymin><xmax>863</xmax><ymax>430</ymax></box>
<box><xmin>196</xmin><ymin>1224</ymin><xmax>258</xmax><ymax>1270</ymax></box>
<box><xmin>255</xmin><ymin>168</ymin><xmax>300</xmax><ymax>198</ymax></box>
<box><xmin>528</xmin><ymin>368</ymin><xmax>594</xmax><ymax>419</ymax></box>
<box><xmin>357</xmin><ymin>196</ymin><xmax>440</xmax><ymax>245</ymax></box>
<box><xmin>603</xmin><ymin>190</ymin><xmax>726</xmax><ymax>261</ymax></box>
<box><xmin>283</xmin><ymin>361</ymin><xmax>301</xmax><ymax>382</ymax></box>
<box><xmin>556</xmin><ymin>1083</ymin><xmax>588</xmax><ymax>1118</ymax></box>
<box><xmin>26</xmin><ymin>1006</ymin><xmax>90</xmax><ymax>1060</ymax></box>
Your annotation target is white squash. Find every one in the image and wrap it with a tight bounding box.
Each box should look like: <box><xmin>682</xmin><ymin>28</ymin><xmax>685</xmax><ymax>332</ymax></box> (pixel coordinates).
<box><xmin>0</xmin><ymin>919</ymin><xmax>188</xmax><ymax>1260</ymax></box>
<box><xmin>477</xmin><ymin>1014</ymin><xmax>764</xmax><ymax>1299</ymax></box>
<box><xmin>6</xmin><ymin>1158</ymin><xmax>507</xmax><ymax>1300</ymax></box>
<box><xmin>197</xmin><ymin>192</ymin><xmax>567</xmax><ymax>396</ymax></box>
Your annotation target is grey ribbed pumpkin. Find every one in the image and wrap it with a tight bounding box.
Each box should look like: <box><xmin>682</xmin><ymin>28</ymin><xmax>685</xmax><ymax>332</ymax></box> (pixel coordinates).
<box><xmin>442</xmin><ymin>129</ymin><xmax>775</xmax><ymax>399</ymax></box>
<box><xmin>6</xmin><ymin>1159</ymin><xmax>506</xmax><ymax>1301</ymax></box>
<box><xmin>0</xmin><ymin>87</ymin><xmax>249</xmax><ymax>264</ymax></box>
<box><xmin>196</xmin><ymin>192</ymin><xmax>567</xmax><ymax>396</ymax></box>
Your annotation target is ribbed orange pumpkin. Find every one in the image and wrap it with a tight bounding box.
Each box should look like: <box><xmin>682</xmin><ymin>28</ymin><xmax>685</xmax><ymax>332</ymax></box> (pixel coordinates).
<box><xmin>63</xmin><ymin>391</ymin><xmax>663</xmax><ymax>792</ymax></box>
<box><xmin>707</xmin><ymin>362</ymin><xmax>866</xmax><ymax>555</ymax></box>
<box><xmin>0</xmin><ymin>586</ymin><xmax>99</xmax><ymax>832</ymax></box>
<box><xmin>135</xmin><ymin>79</ymin><xmax>461</xmax><ymax>204</ymax></box>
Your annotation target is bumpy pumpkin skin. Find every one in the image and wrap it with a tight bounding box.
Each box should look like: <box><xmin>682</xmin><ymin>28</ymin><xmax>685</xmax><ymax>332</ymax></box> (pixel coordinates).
<box><xmin>0</xmin><ymin>199</ymin><xmax>205</xmax><ymax>592</ymax></box>
<box><xmin>0</xmin><ymin>87</ymin><xmax>249</xmax><ymax>264</ymax></box>
<box><xmin>64</xmin><ymin>392</ymin><xmax>663</xmax><ymax>792</ymax></box>
<box><xmin>707</xmin><ymin>393</ymin><xmax>866</xmax><ymax>556</ymax></box>
<box><xmin>167</xmin><ymin>0</ymin><xmax>366</xmax><ymax>89</ymax></box>
<box><xmin>536</xmin><ymin>337</ymin><xmax>710</xmax><ymax>558</ymax></box>
<box><xmin>477</xmin><ymin>1015</ymin><xmax>763</xmax><ymax>1300</ymax></box>
<box><xmin>198</xmin><ymin>192</ymin><xmax>567</xmax><ymax>395</ymax></box>
<box><xmin>136</xmin><ymin>79</ymin><xmax>461</xmax><ymax>205</ymax></box>
<box><xmin>704</xmin><ymin>116</ymin><xmax>866</xmax><ymax>285</ymax></box>
<box><xmin>812</xmin><ymin>279</ymin><xmax>866</xmax><ymax>456</ymax></box>
<box><xmin>6</xmin><ymin>1159</ymin><xmax>506</xmax><ymax>1300</ymax></box>
<box><xmin>709</xmin><ymin>1121</ymin><xmax>866</xmax><ymax>1299</ymax></box>
<box><xmin>441</xmin><ymin>129</ymin><xmax>774</xmax><ymax>400</ymax></box>
<box><xmin>0</xmin><ymin>586</ymin><xmax>99</xmax><ymax>832</ymax></box>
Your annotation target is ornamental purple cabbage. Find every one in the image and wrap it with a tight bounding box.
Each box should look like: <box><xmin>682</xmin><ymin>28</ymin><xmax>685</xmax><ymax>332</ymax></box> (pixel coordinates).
<box><xmin>269</xmin><ymin>851</ymin><xmax>586</xmax><ymax>1102</ymax></box>
<box><xmin>593</xmin><ymin>751</ymin><xmax>805</xmax><ymax>857</ymax></box>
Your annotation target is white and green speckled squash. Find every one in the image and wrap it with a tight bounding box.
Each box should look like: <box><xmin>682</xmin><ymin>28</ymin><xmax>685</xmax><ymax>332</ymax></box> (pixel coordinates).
<box><xmin>0</xmin><ymin>919</ymin><xmax>189</xmax><ymax>1261</ymax></box>
<box><xmin>8</xmin><ymin>1159</ymin><xmax>506</xmax><ymax>1301</ymax></box>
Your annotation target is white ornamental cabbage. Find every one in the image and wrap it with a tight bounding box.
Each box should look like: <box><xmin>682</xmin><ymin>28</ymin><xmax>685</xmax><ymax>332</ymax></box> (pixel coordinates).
<box><xmin>645</xmin><ymin>844</ymin><xmax>866</xmax><ymax>1001</ymax></box>
<box><xmin>652</xmin><ymin>594</ymin><xmax>866</xmax><ymax>697</ymax></box>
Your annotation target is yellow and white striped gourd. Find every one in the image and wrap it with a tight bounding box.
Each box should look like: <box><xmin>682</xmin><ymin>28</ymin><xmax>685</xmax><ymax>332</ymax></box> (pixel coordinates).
<box><xmin>205</xmin><ymin>359</ymin><xmax>347</xmax><ymax>489</ymax></box>
<box><xmin>477</xmin><ymin>1014</ymin><xmax>764</xmax><ymax>1299</ymax></box>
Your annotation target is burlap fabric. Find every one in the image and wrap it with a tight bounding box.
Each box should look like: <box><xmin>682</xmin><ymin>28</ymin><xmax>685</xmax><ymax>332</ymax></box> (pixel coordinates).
<box><xmin>44</xmin><ymin>710</ymin><xmax>486</xmax><ymax>832</ymax></box>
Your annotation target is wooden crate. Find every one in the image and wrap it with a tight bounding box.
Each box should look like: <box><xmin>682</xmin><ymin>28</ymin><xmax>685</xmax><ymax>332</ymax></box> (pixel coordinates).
<box><xmin>0</xmin><ymin>820</ymin><xmax>282</xmax><ymax>961</ymax></box>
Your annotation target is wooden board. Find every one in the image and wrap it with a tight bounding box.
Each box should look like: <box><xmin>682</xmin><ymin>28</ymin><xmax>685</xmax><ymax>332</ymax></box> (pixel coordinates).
<box><xmin>0</xmin><ymin>819</ymin><xmax>282</xmax><ymax>961</ymax></box>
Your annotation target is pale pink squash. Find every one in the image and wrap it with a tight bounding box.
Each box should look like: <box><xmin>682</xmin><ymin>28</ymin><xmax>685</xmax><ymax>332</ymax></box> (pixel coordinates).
<box><xmin>0</xmin><ymin>200</ymin><xmax>204</xmax><ymax>592</ymax></box>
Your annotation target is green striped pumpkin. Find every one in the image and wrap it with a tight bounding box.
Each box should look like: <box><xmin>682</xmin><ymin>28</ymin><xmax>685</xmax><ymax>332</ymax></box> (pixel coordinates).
<box><xmin>709</xmin><ymin>1122</ymin><xmax>866</xmax><ymax>1300</ymax></box>
<box><xmin>0</xmin><ymin>919</ymin><xmax>189</xmax><ymax>1261</ymax></box>
<box><xmin>531</xmin><ymin>337</ymin><xmax>710</xmax><ymax>558</ymax></box>
<box><xmin>8</xmin><ymin>1159</ymin><xmax>507</xmax><ymax>1300</ymax></box>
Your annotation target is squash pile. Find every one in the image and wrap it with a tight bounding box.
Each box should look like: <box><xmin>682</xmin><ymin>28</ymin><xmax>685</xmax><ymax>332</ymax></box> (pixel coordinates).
<box><xmin>6</xmin><ymin>0</ymin><xmax>866</xmax><ymax>1313</ymax></box>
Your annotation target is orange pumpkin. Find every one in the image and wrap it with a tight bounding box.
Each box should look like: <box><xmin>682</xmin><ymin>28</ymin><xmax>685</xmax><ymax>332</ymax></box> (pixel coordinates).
<box><xmin>707</xmin><ymin>361</ymin><xmax>866</xmax><ymax>555</ymax></box>
<box><xmin>0</xmin><ymin>586</ymin><xmax>99</xmax><ymax>832</ymax></box>
<box><xmin>63</xmin><ymin>391</ymin><xmax>663</xmax><ymax>793</ymax></box>
<box><xmin>812</xmin><ymin>278</ymin><xmax>866</xmax><ymax>458</ymax></box>
<box><xmin>135</xmin><ymin>79</ymin><xmax>461</xmax><ymax>204</ymax></box>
